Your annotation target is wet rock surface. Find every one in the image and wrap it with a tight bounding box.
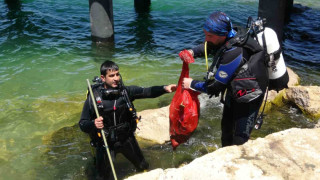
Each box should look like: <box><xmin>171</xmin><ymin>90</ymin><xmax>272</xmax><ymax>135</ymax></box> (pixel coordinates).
<box><xmin>128</xmin><ymin>128</ymin><xmax>320</xmax><ymax>180</ymax></box>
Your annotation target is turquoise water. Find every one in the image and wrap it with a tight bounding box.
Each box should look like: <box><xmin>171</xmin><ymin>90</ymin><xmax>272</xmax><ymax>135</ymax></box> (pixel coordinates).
<box><xmin>0</xmin><ymin>0</ymin><xmax>319</xmax><ymax>179</ymax></box>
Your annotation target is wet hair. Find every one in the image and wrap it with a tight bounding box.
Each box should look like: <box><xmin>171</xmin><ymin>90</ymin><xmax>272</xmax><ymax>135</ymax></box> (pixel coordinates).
<box><xmin>203</xmin><ymin>11</ymin><xmax>236</xmax><ymax>39</ymax></box>
<box><xmin>100</xmin><ymin>60</ymin><xmax>119</xmax><ymax>76</ymax></box>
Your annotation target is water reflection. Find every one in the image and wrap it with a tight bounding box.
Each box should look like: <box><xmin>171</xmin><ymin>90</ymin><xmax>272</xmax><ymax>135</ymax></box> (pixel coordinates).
<box><xmin>3</xmin><ymin>0</ymin><xmax>24</xmax><ymax>37</ymax></box>
<box><xmin>283</xmin><ymin>4</ymin><xmax>320</xmax><ymax>67</ymax></box>
<box><xmin>91</xmin><ymin>41</ymin><xmax>115</xmax><ymax>64</ymax></box>
<box><xmin>3</xmin><ymin>0</ymin><xmax>37</xmax><ymax>35</ymax></box>
<box><xmin>134</xmin><ymin>0</ymin><xmax>151</xmax><ymax>14</ymax></box>
<box><xmin>5</xmin><ymin>0</ymin><xmax>21</xmax><ymax>14</ymax></box>
<box><xmin>90</xmin><ymin>0</ymin><xmax>154</xmax><ymax>63</ymax></box>
<box><xmin>127</xmin><ymin>0</ymin><xmax>155</xmax><ymax>53</ymax></box>
<box><xmin>283</xmin><ymin>4</ymin><xmax>320</xmax><ymax>85</ymax></box>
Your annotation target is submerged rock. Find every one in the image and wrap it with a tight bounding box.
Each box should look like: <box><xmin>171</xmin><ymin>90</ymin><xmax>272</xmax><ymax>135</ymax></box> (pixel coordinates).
<box><xmin>0</xmin><ymin>141</ymin><xmax>13</xmax><ymax>162</ymax></box>
<box><xmin>136</xmin><ymin>106</ymin><xmax>170</xmax><ymax>144</ymax></box>
<box><xmin>127</xmin><ymin>128</ymin><xmax>320</xmax><ymax>180</ymax></box>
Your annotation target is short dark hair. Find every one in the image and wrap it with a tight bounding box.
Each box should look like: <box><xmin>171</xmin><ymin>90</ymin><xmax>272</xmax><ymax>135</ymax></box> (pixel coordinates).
<box><xmin>100</xmin><ymin>60</ymin><xmax>119</xmax><ymax>76</ymax></box>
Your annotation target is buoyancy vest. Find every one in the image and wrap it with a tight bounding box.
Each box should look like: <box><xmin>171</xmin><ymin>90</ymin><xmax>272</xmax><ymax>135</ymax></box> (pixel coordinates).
<box><xmin>89</xmin><ymin>84</ymin><xmax>137</xmax><ymax>143</ymax></box>
<box><xmin>208</xmin><ymin>22</ymin><xmax>289</xmax><ymax>103</ymax></box>
<box><xmin>231</xmin><ymin>31</ymin><xmax>269</xmax><ymax>103</ymax></box>
<box><xmin>206</xmin><ymin>27</ymin><xmax>267</xmax><ymax>103</ymax></box>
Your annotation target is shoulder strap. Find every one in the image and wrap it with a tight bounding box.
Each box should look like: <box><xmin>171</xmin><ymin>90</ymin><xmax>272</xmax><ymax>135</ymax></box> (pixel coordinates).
<box><xmin>208</xmin><ymin>45</ymin><xmax>226</xmax><ymax>72</ymax></box>
<box><xmin>271</xmin><ymin>48</ymin><xmax>282</xmax><ymax>60</ymax></box>
<box><xmin>119</xmin><ymin>77</ymin><xmax>141</xmax><ymax>123</ymax></box>
<box><xmin>91</xmin><ymin>84</ymin><xmax>104</xmax><ymax>109</ymax></box>
<box><xmin>207</xmin><ymin>32</ymin><xmax>249</xmax><ymax>79</ymax></box>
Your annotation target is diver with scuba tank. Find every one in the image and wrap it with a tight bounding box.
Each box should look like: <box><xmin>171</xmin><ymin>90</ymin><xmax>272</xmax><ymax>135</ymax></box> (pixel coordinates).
<box><xmin>180</xmin><ymin>11</ymin><xmax>288</xmax><ymax>147</ymax></box>
<box><xmin>79</xmin><ymin>60</ymin><xmax>176</xmax><ymax>179</ymax></box>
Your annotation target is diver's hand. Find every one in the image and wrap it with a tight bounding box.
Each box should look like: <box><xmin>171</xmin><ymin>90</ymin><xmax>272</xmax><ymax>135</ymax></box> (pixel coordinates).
<box><xmin>164</xmin><ymin>84</ymin><xmax>177</xmax><ymax>92</ymax></box>
<box><xmin>179</xmin><ymin>49</ymin><xmax>194</xmax><ymax>63</ymax></box>
<box><xmin>182</xmin><ymin>78</ymin><xmax>193</xmax><ymax>89</ymax></box>
<box><xmin>94</xmin><ymin>116</ymin><xmax>104</xmax><ymax>129</ymax></box>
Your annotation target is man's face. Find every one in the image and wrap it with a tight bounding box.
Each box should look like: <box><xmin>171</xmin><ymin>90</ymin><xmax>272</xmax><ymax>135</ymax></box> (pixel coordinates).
<box><xmin>101</xmin><ymin>70</ymin><xmax>120</xmax><ymax>88</ymax></box>
<box><xmin>204</xmin><ymin>29</ymin><xmax>227</xmax><ymax>46</ymax></box>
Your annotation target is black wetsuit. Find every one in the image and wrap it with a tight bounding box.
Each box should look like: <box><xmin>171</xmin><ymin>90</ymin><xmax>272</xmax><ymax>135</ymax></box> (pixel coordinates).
<box><xmin>190</xmin><ymin>42</ymin><xmax>265</xmax><ymax>147</ymax></box>
<box><xmin>79</xmin><ymin>84</ymin><xmax>167</xmax><ymax>178</ymax></box>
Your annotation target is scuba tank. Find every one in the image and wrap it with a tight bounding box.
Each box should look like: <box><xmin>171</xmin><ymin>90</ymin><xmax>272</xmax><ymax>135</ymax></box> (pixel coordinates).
<box><xmin>255</xmin><ymin>23</ymin><xmax>289</xmax><ymax>91</ymax></box>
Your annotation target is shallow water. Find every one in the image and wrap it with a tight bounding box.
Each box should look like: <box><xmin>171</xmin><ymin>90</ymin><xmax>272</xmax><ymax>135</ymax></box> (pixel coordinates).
<box><xmin>0</xmin><ymin>0</ymin><xmax>319</xmax><ymax>179</ymax></box>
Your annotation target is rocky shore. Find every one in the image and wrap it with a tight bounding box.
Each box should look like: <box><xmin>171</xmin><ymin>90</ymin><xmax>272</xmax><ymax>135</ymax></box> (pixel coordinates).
<box><xmin>128</xmin><ymin>128</ymin><xmax>320</xmax><ymax>180</ymax></box>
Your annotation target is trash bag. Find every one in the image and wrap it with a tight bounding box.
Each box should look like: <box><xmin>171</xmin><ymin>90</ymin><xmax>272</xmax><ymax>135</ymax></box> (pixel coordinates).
<box><xmin>169</xmin><ymin>50</ymin><xmax>200</xmax><ymax>150</ymax></box>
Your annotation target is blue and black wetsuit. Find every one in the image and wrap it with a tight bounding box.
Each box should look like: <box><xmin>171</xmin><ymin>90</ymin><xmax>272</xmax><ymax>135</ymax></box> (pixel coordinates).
<box><xmin>190</xmin><ymin>43</ymin><xmax>246</xmax><ymax>96</ymax></box>
<box><xmin>79</xmin><ymin>84</ymin><xmax>167</xmax><ymax>178</ymax></box>
<box><xmin>190</xmin><ymin>42</ymin><xmax>264</xmax><ymax>147</ymax></box>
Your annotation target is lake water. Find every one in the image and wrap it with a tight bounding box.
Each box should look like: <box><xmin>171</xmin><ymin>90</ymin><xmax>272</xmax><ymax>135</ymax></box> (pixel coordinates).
<box><xmin>0</xmin><ymin>0</ymin><xmax>319</xmax><ymax>179</ymax></box>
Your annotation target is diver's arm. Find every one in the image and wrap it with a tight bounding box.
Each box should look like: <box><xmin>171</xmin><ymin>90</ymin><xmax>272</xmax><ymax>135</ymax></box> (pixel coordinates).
<box><xmin>190</xmin><ymin>80</ymin><xmax>207</xmax><ymax>93</ymax></box>
<box><xmin>184</xmin><ymin>78</ymin><xmax>226</xmax><ymax>97</ymax></box>
<box><xmin>126</xmin><ymin>85</ymin><xmax>172</xmax><ymax>100</ymax></box>
<box><xmin>186</xmin><ymin>47</ymin><xmax>243</xmax><ymax>96</ymax></box>
<box><xmin>191</xmin><ymin>43</ymin><xmax>205</xmax><ymax>58</ymax></box>
<box><xmin>79</xmin><ymin>98</ymin><xmax>96</xmax><ymax>133</ymax></box>
<box><xmin>179</xmin><ymin>43</ymin><xmax>204</xmax><ymax>60</ymax></box>
<box><xmin>206</xmin><ymin>47</ymin><xmax>243</xmax><ymax>96</ymax></box>
<box><xmin>213</xmin><ymin>47</ymin><xmax>242</xmax><ymax>84</ymax></box>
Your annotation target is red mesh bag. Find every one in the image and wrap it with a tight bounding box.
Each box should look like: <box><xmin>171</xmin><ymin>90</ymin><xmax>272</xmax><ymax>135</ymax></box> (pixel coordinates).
<box><xmin>169</xmin><ymin>50</ymin><xmax>200</xmax><ymax>150</ymax></box>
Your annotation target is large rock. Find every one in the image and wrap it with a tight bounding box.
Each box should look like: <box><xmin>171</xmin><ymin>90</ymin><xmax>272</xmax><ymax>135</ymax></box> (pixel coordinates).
<box><xmin>265</xmin><ymin>67</ymin><xmax>300</xmax><ymax>110</ymax></box>
<box><xmin>286</xmin><ymin>67</ymin><xmax>300</xmax><ymax>87</ymax></box>
<box><xmin>135</xmin><ymin>106</ymin><xmax>170</xmax><ymax>144</ymax></box>
<box><xmin>126</xmin><ymin>128</ymin><xmax>320</xmax><ymax>180</ymax></box>
<box><xmin>285</xmin><ymin>86</ymin><xmax>320</xmax><ymax>119</ymax></box>
<box><xmin>264</xmin><ymin>68</ymin><xmax>320</xmax><ymax>120</ymax></box>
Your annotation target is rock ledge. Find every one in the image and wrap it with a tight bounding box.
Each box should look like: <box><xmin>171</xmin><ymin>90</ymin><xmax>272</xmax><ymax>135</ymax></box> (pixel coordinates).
<box><xmin>128</xmin><ymin>128</ymin><xmax>320</xmax><ymax>180</ymax></box>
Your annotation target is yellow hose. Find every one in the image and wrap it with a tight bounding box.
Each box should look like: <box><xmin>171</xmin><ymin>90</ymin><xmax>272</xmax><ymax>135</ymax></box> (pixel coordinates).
<box><xmin>205</xmin><ymin>41</ymin><xmax>208</xmax><ymax>71</ymax></box>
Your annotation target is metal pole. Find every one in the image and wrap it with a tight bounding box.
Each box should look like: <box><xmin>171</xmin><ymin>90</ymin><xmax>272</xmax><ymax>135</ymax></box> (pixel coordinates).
<box><xmin>86</xmin><ymin>79</ymin><xmax>117</xmax><ymax>180</ymax></box>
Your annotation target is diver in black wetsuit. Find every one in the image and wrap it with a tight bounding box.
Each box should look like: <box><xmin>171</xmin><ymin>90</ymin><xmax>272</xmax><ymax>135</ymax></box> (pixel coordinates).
<box><xmin>79</xmin><ymin>60</ymin><xmax>176</xmax><ymax>179</ymax></box>
<box><xmin>180</xmin><ymin>11</ymin><xmax>266</xmax><ymax>147</ymax></box>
